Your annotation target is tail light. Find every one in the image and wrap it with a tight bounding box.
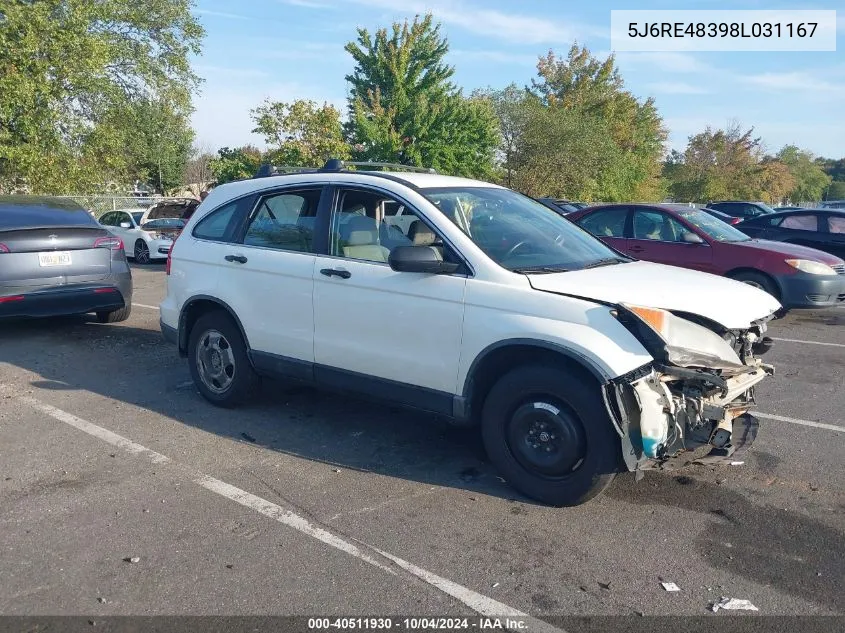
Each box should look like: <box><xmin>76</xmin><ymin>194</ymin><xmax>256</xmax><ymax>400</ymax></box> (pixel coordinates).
<box><xmin>0</xmin><ymin>295</ymin><xmax>24</xmax><ymax>303</ymax></box>
<box><xmin>0</xmin><ymin>243</ymin><xmax>9</xmax><ymax>253</ymax></box>
<box><xmin>94</xmin><ymin>236</ymin><xmax>124</xmax><ymax>251</ymax></box>
<box><xmin>166</xmin><ymin>229</ymin><xmax>181</xmax><ymax>275</ymax></box>
<box><xmin>731</xmin><ymin>218</ymin><xmax>742</xmax><ymax>225</ymax></box>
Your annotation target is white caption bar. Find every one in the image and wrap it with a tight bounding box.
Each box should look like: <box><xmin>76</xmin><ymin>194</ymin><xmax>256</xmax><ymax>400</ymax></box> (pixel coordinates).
<box><xmin>610</xmin><ymin>10</ymin><xmax>837</xmax><ymax>52</ymax></box>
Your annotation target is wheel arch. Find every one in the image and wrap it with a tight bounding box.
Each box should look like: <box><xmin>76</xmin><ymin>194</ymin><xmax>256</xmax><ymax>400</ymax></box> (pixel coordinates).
<box><xmin>725</xmin><ymin>267</ymin><xmax>783</xmax><ymax>300</ymax></box>
<box><xmin>178</xmin><ymin>295</ymin><xmax>251</xmax><ymax>358</ymax></box>
<box><xmin>459</xmin><ymin>339</ymin><xmax>610</xmax><ymax>424</ymax></box>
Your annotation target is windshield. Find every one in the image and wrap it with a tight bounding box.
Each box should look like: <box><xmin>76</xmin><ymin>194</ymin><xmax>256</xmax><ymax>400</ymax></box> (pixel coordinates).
<box><xmin>131</xmin><ymin>212</ymin><xmax>144</xmax><ymax>225</ymax></box>
<box><xmin>676</xmin><ymin>208</ymin><xmax>750</xmax><ymax>242</ymax></box>
<box><xmin>421</xmin><ymin>187</ymin><xmax>627</xmax><ymax>272</ymax></box>
<box><xmin>141</xmin><ymin>217</ymin><xmax>185</xmax><ymax>230</ymax></box>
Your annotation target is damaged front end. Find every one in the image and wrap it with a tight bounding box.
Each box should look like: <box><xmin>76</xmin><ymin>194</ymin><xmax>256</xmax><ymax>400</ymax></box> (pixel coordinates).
<box><xmin>604</xmin><ymin>304</ymin><xmax>776</xmax><ymax>473</ymax></box>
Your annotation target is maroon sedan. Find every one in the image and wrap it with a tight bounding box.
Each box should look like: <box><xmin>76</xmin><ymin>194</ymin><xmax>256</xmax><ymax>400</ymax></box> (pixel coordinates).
<box><xmin>569</xmin><ymin>203</ymin><xmax>845</xmax><ymax>309</ymax></box>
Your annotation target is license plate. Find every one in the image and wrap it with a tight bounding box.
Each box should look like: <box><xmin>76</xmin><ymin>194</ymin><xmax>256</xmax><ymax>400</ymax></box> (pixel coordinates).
<box><xmin>38</xmin><ymin>251</ymin><xmax>72</xmax><ymax>267</ymax></box>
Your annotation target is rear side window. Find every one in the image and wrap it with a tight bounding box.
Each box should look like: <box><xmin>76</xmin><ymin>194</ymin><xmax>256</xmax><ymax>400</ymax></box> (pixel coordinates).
<box><xmin>242</xmin><ymin>189</ymin><xmax>321</xmax><ymax>253</ymax></box>
<box><xmin>192</xmin><ymin>200</ymin><xmax>241</xmax><ymax>242</ymax></box>
<box><xmin>578</xmin><ymin>208</ymin><xmax>628</xmax><ymax>238</ymax></box>
<box><xmin>0</xmin><ymin>198</ymin><xmax>98</xmax><ymax>230</ymax></box>
<box><xmin>829</xmin><ymin>216</ymin><xmax>845</xmax><ymax>234</ymax></box>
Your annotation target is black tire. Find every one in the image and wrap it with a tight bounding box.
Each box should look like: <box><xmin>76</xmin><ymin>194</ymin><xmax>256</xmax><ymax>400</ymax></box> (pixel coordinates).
<box><xmin>188</xmin><ymin>310</ymin><xmax>258</xmax><ymax>408</ymax></box>
<box><xmin>728</xmin><ymin>270</ymin><xmax>780</xmax><ymax>301</ymax></box>
<box><xmin>481</xmin><ymin>364</ymin><xmax>621</xmax><ymax>506</ymax></box>
<box><xmin>96</xmin><ymin>304</ymin><xmax>131</xmax><ymax>323</ymax></box>
<box><xmin>134</xmin><ymin>240</ymin><xmax>151</xmax><ymax>264</ymax></box>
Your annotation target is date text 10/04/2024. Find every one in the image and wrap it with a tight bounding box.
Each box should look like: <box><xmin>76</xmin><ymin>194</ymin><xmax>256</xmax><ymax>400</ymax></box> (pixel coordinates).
<box><xmin>307</xmin><ymin>617</ymin><xmax>529</xmax><ymax>630</ymax></box>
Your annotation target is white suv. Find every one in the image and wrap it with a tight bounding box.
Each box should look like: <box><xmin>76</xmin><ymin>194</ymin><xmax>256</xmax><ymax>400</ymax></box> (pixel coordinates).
<box><xmin>160</xmin><ymin>161</ymin><xmax>780</xmax><ymax>506</ymax></box>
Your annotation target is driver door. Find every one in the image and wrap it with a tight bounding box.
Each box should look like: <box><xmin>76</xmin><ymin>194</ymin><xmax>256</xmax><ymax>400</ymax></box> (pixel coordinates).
<box><xmin>312</xmin><ymin>186</ymin><xmax>468</xmax><ymax>412</ymax></box>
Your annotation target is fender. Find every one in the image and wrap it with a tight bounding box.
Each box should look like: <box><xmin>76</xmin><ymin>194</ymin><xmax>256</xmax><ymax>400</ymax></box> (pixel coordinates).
<box><xmin>177</xmin><ymin>294</ymin><xmax>252</xmax><ymax>356</ymax></box>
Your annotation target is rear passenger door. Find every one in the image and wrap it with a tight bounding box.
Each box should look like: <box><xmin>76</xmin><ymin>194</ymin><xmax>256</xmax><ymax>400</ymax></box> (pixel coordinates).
<box><xmin>217</xmin><ymin>187</ymin><xmax>325</xmax><ymax>372</ymax></box>
<box><xmin>312</xmin><ymin>186</ymin><xmax>467</xmax><ymax>411</ymax></box>
<box><xmin>777</xmin><ymin>213</ymin><xmax>827</xmax><ymax>251</ymax></box>
<box><xmin>628</xmin><ymin>209</ymin><xmax>714</xmax><ymax>272</ymax></box>
<box><xmin>823</xmin><ymin>214</ymin><xmax>845</xmax><ymax>260</ymax></box>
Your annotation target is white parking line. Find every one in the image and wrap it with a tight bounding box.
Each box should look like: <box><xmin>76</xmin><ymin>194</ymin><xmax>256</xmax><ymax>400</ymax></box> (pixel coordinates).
<box><xmin>771</xmin><ymin>337</ymin><xmax>845</xmax><ymax>349</ymax></box>
<box><xmin>132</xmin><ymin>303</ymin><xmax>160</xmax><ymax>311</ymax></box>
<box><xmin>756</xmin><ymin>412</ymin><xmax>845</xmax><ymax>433</ymax></box>
<box><xmin>11</xmin><ymin>392</ymin><xmax>556</xmax><ymax>628</ymax></box>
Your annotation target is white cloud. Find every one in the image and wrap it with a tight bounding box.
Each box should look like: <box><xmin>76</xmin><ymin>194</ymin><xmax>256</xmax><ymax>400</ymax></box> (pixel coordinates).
<box><xmin>615</xmin><ymin>51</ymin><xmax>714</xmax><ymax>74</ymax></box>
<box><xmin>346</xmin><ymin>0</ymin><xmax>604</xmax><ymax>44</ymax></box>
<box><xmin>647</xmin><ymin>82</ymin><xmax>709</xmax><ymax>95</ymax></box>
<box><xmin>194</xmin><ymin>9</ymin><xmax>249</xmax><ymax>20</ymax></box>
<box><xmin>746</xmin><ymin>72</ymin><xmax>845</xmax><ymax>97</ymax></box>
<box><xmin>449</xmin><ymin>49</ymin><xmax>539</xmax><ymax>66</ymax></box>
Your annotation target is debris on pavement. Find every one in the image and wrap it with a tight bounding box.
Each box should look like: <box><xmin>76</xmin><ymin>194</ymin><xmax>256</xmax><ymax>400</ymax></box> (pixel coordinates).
<box><xmin>332</xmin><ymin>468</ymin><xmax>341</xmax><ymax>473</ymax></box>
<box><xmin>598</xmin><ymin>581</ymin><xmax>612</xmax><ymax>591</ymax></box>
<box><xmin>240</xmin><ymin>432</ymin><xmax>256</xmax><ymax>443</ymax></box>
<box><xmin>730</xmin><ymin>461</ymin><xmax>745</xmax><ymax>466</ymax></box>
<box><xmin>123</xmin><ymin>556</ymin><xmax>140</xmax><ymax>564</ymax></box>
<box><xmin>492</xmin><ymin>582</ymin><xmax>499</xmax><ymax>588</ymax></box>
<box><xmin>661</xmin><ymin>582</ymin><xmax>681</xmax><ymax>592</ymax></box>
<box><xmin>711</xmin><ymin>597</ymin><xmax>759</xmax><ymax>612</ymax></box>
<box><xmin>97</xmin><ymin>597</ymin><xmax>106</xmax><ymax>604</ymax></box>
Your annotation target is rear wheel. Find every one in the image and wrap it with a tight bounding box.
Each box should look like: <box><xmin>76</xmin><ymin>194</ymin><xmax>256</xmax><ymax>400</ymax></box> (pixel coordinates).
<box><xmin>96</xmin><ymin>304</ymin><xmax>131</xmax><ymax>323</ymax></box>
<box><xmin>134</xmin><ymin>240</ymin><xmax>151</xmax><ymax>264</ymax></box>
<box><xmin>481</xmin><ymin>365</ymin><xmax>621</xmax><ymax>506</ymax></box>
<box><xmin>188</xmin><ymin>310</ymin><xmax>258</xmax><ymax>407</ymax></box>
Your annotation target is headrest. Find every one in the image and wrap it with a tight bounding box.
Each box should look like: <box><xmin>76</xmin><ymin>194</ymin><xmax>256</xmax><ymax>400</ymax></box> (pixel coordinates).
<box><xmin>342</xmin><ymin>215</ymin><xmax>378</xmax><ymax>246</ymax></box>
<box><xmin>408</xmin><ymin>220</ymin><xmax>436</xmax><ymax>246</ymax></box>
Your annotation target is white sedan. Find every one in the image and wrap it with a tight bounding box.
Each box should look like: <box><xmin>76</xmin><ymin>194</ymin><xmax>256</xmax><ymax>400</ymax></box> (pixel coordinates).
<box><xmin>98</xmin><ymin>199</ymin><xmax>198</xmax><ymax>264</ymax></box>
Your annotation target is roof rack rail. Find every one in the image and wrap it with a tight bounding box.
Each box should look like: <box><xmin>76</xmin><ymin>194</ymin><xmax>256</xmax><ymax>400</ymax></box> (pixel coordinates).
<box><xmin>252</xmin><ymin>158</ymin><xmax>437</xmax><ymax>179</ymax></box>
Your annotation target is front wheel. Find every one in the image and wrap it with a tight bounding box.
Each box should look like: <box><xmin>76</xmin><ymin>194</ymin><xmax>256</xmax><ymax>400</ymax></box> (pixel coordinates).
<box><xmin>481</xmin><ymin>365</ymin><xmax>621</xmax><ymax>506</ymax></box>
<box><xmin>188</xmin><ymin>311</ymin><xmax>258</xmax><ymax>407</ymax></box>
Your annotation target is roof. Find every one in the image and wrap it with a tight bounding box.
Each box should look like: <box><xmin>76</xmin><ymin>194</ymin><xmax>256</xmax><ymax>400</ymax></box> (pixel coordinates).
<box><xmin>0</xmin><ymin>195</ymin><xmax>84</xmax><ymax>211</ymax></box>
<box><xmin>204</xmin><ymin>171</ymin><xmax>501</xmax><ymax>207</ymax></box>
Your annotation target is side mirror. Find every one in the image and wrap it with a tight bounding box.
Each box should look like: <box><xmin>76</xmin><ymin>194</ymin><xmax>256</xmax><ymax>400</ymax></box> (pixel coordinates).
<box><xmin>388</xmin><ymin>246</ymin><xmax>460</xmax><ymax>275</ymax></box>
<box><xmin>119</xmin><ymin>222</ymin><xmax>132</xmax><ymax>229</ymax></box>
<box><xmin>682</xmin><ymin>232</ymin><xmax>705</xmax><ymax>244</ymax></box>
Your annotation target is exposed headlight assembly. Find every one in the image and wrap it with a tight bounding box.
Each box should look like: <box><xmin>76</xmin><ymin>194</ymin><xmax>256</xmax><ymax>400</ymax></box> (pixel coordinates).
<box><xmin>615</xmin><ymin>304</ymin><xmax>747</xmax><ymax>372</ymax></box>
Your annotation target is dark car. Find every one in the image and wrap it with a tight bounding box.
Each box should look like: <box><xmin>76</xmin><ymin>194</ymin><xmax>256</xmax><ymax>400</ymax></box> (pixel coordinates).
<box><xmin>736</xmin><ymin>209</ymin><xmax>845</xmax><ymax>261</ymax></box>
<box><xmin>535</xmin><ymin>197</ymin><xmax>579</xmax><ymax>215</ymax></box>
<box><xmin>568</xmin><ymin>203</ymin><xmax>845</xmax><ymax>309</ymax></box>
<box><xmin>774</xmin><ymin>206</ymin><xmax>805</xmax><ymax>212</ymax></box>
<box><xmin>0</xmin><ymin>196</ymin><xmax>133</xmax><ymax>322</ymax></box>
<box><xmin>707</xmin><ymin>201</ymin><xmax>777</xmax><ymax>221</ymax></box>
<box><xmin>700</xmin><ymin>206</ymin><xmax>743</xmax><ymax>225</ymax></box>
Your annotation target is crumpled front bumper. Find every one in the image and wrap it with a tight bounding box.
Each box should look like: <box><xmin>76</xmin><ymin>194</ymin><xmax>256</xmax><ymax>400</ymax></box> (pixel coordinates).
<box><xmin>605</xmin><ymin>358</ymin><xmax>775</xmax><ymax>472</ymax></box>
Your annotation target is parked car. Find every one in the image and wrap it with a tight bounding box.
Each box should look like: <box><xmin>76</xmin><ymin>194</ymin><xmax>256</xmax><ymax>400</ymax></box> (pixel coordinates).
<box><xmin>700</xmin><ymin>207</ymin><xmax>743</xmax><ymax>225</ymax></box>
<box><xmin>820</xmin><ymin>200</ymin><xmax>845</xmax><ymax>210</ymax></box>
<box><xmin>569</xmin><ymin>203</ymin><xmax>845</xmax><ymax>309</ymax></box>
<box><xmin>706</xmin><ymin>201</ymin><xmax>777</xmax><ymax>221</ymax></box>
<box><xmin>535</xmin><ymin>197</ymin><xmax>579</xmax><ymax>215</ymax></box>
<box><xmin>774</xmin><ymin>206</ymin><xmax>805</xmax><ymax>212</ymax></box>
<box><xmin>0</xmin><ymin>196</ymin><xmax>132</xmax><ymax>322</ymax></box>
<box><xmin>736</xmin><ymin>209</ymin><xmax>845</xmax><ymax>260</ymax></box>
<box><xmin>99</xmin><ymin>198</ymin><xmax>196</xmax><ymax>263</ymax></box>
<box><xmin>160</xmin><ymin>160</ymin><xmax>781</xmax><ymax>507</ymax></box>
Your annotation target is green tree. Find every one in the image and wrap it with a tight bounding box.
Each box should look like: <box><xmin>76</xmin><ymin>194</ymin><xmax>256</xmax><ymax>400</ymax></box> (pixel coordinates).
<box><xmin>0</xmin><ymin>0</ymin><xmax>203</xmax><ymax>193</ymax></box>
<box><xmin>344</xmin><ymin>14</ymin><xmax>499</xmax><ymax>177</ymax></box>
<box><xmin>209</xmin><ymin>146</ymin><xmax>263</xmax><ymax>184</ymax></box>
<box><xmin>530</xmin><ymin>45</ymin><xmax>667</xmax><ymax>201</ymax></box>
<box><xmin>776</xmin><ymin>145</ymin><xmax>831</xmax><ymax>202</ymax></box>
<box><xmin>759</xmin><ymin>159</ymin><xmax>795</xmax><ymax>205</ymax></box>
<box><xmin>667</xmin><ymin>124</ymin><xmax>765</xmax><ymax>202</ymax></box>
<box><xmin>826</xmin><ymin>181</ymin><xmax>845</xmax><ymax>200</ymax></box>
<box><xmin>815</xmin><ymin>157</ymin><xmax>845</xmax><ymax>182</ymax></box>
<box><xmin>251</xmin><ymin>99</ymin><xmax>350</xmax><ymax>167</ymax></box>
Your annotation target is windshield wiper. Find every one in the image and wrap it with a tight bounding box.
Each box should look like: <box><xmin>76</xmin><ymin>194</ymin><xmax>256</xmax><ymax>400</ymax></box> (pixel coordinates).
<box><xmin>512</xmin><ymin>265</ymin><xmax>570</xmax><ymax>274</ymax></box>
<box><xmin>583</xmin><ymin>257</ymin><xmax>626</xmax><ymax>269</ymax></box>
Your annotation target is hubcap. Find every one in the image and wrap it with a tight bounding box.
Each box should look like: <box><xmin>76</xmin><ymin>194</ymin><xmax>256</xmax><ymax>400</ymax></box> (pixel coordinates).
<box><xmin>195</xmin><ymin>329</ymin><xmax>236</xmax><ymax>394</ymax></box>
<box><xmin>506</xmin><ymin>400</ymin><xmax>587</xmax><ymax>478</ymax></box>
<box><xmin>742</xmin><ymin>279</ymin><xmax>763</xmax><ymax>290</ymax></box>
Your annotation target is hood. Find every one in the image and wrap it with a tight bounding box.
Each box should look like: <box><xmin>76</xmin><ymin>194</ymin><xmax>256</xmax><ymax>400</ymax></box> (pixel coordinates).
<box><xmin>527</xmin><ymin>261</ymin><xmax>781</xmax><ymax>330</ymax></box>
<box><xmin>142</xmin><ymin>200</ymin><xmax>198</xmax><ymax>223</ymax></box>
<box><xmin>733</xmin><ymin>239</ymin><xmax>844</xmax><ymax>266</ymax></box>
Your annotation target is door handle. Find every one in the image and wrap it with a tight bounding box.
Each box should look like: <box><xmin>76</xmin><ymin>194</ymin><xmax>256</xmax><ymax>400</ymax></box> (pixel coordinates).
<box><xmin>225</xmin><ymin>254</ymin><xmax>248</xmax><ymax>264</ymax></box>
<box><xmin>629</xmin><ymin>246</ymin><xmax>645</xmax><ymax>253</ymax></box>
<box><xmin>320</xmin><ymin>268</ymin><xmax>351</xmax><ymax>279</ymax></box>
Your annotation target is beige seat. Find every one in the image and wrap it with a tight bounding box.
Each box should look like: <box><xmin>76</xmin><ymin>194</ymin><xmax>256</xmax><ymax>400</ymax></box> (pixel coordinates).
<box><xmin>340</xmin><ymin>216</ymin><xmax>390</xmax><ymax>262</ymax></box>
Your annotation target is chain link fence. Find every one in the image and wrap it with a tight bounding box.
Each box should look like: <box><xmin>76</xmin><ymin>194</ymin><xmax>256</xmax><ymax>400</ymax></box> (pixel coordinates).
<box><xmin>63</xmin><ymin>195</ymin><xmax>198</xmax><ymax>219</ymax></box>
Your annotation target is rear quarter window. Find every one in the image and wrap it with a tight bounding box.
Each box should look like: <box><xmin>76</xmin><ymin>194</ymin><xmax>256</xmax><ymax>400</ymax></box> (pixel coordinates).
<box><xmin>192</xmin><ymin>199</ymin><xmax>244</xmax><ymax>242</ymax></box>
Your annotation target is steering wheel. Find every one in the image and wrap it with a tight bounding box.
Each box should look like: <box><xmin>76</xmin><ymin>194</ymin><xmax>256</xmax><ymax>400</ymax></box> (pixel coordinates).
<box><xmin>503</xmin><ymin>240</ymin><xmax>531</xmax><ymax>260</ymax></box>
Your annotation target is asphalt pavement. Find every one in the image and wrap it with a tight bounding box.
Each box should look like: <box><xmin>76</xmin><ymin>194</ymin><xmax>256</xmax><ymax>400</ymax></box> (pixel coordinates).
<box><xmin>1</xmin><ymin>263</ymin><xmax>843</xmax><ymax>626</ymax></box>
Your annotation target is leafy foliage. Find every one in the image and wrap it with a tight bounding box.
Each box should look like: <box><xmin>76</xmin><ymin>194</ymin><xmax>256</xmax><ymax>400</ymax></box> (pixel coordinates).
<box><xmin>776</xmin><ymin>145</ymin><xmax>831</xmax><ymax>202</ymax></box>
<box><xmin>251</xmin><ymin>99</ymin><xmax>350</xmax><ymax>167</ymax></box>
<box><xmin>344</xmin><ymin>14</ymin><xmax>499</xmax><ymax>177</ymax></box>
<box><xmin>0</xmin><ymin>0</ymin><xmax>203</xmax><ymax>193</ymax></box>
<box><xmin>209</xmin><ymin>146</ymin><xmax>263</xmax><ymax>184</ymax></box>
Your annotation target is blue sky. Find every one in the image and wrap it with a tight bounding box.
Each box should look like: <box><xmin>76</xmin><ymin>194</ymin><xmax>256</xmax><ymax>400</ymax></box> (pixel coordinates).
<box><xmin>190</xmin><ymin>0</ymin><xmax>845</xmax><ymax>159</ymax></box>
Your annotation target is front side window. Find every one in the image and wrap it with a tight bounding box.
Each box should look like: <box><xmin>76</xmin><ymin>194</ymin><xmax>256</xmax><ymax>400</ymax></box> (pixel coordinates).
<box><xmin>780</xmin><ymin>214</ymin><xmax>818</xmax><ymax>232</ymax></box>
<box><xmin>243</xmin><ymin>190</ymin><xmax>320</xmax><ymax>253</ymax></box>
<box><xmin>578</xmin><ymin>208</ymin><xmax>628</xmax><ymax>238</ymax></box>
<box><xmin>632</xmin><ymin>210</ymin><xmax>689</xmax><ymax>242</ymax></box>
<box><xmin>331</xmin><ymin>188</ymin><xmax>449</xmax><ymax>265</ymax></box>
<box><xmin>421</xmin><ymin>187</ymin><xmax>624</xmax><ymax>272</ymax></box>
